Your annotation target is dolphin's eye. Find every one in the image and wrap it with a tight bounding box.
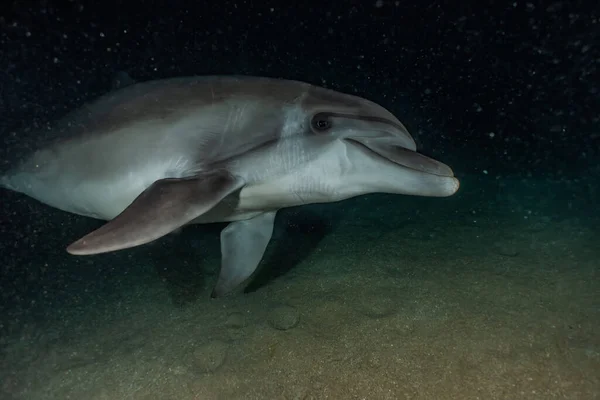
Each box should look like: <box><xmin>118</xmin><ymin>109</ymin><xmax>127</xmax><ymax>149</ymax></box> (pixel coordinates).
<box><xmin>311</xmin><ymin>115</ymin><xmax>332</xmax><ymax>132</ymax></box>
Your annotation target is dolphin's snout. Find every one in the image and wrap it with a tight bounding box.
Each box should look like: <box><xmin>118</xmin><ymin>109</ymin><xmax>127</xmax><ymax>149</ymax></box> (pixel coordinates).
<box><xmin>385</xmin><ymin>146</ymin><xmax>455</xmax><ymax>178</ymax></box>
<box><xmin>350</xmin><ymin>138</ymin><xmax>455</xmax><ymax>178</ymax></box>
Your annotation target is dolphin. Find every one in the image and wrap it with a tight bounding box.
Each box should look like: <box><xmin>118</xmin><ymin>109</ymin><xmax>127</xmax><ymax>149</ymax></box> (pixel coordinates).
<box><xmin>0</xmin><ymin>76</ymin><xmax>459</xmax><ymax>297</ymax></box>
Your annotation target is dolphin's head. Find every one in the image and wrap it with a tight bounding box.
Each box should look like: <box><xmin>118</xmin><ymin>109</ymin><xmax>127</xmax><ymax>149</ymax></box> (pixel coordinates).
<box><xmin>294</xmin><ymin>85</ymin><xmax>459</xmax><ymax>198</ymax></box>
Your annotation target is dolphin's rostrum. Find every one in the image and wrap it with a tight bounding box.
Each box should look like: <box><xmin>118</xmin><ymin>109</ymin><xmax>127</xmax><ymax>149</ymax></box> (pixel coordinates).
<box><xmin>1</xmin><ymin>76</ymin><xmax>459</xmax><ymax>297</ymax></box>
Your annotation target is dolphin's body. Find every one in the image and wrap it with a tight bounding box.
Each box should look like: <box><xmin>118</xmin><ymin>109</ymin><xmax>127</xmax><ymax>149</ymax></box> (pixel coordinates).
<box><xmin>1</xmin><ymin>76</ymin><xmax>459</xmax><ymax>296</ymax></box>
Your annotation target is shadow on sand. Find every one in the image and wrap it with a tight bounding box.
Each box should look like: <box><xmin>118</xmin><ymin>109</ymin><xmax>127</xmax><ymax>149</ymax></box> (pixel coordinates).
<box><xmin>151</xmin><ymin>208</ymin><xmax>338</xmax><ymax>305</ymax></box>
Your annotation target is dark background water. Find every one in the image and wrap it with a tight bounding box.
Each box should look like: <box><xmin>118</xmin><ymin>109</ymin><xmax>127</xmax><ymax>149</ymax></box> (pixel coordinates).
<box><xmin>0</xmin><ymin>0</ymin><xmax>598</xmax><ymax>336</ymax></box>
<box><xmin>1</xmin><ymin>0</ymin><xmax>598</xmax><ymax>176</ymax></box>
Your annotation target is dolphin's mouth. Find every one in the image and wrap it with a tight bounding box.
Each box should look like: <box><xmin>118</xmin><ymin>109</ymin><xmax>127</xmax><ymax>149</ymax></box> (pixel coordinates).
<box><xmin>348</xmin><ymin>139</ymin><xmax>455</xmax><ymax>177</ymax></box>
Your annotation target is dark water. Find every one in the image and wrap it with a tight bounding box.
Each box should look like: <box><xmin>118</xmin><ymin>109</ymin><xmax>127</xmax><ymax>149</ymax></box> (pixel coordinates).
<box><xmin>0</xmin><ymin>1</ymin><xmax>598</xmax><ymax>399</ymax></box>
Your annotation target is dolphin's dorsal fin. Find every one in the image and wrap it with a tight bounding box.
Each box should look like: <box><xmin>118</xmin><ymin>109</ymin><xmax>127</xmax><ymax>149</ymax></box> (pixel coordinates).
<box><xmin>111</xmin><ymin>71</ymin><xmax>136</xmax><ymax>90</ymax></box>
<box><xmin>66</xmin><ymin>170</ymin><xmax>244</xmax><ymax>255</ymax></box>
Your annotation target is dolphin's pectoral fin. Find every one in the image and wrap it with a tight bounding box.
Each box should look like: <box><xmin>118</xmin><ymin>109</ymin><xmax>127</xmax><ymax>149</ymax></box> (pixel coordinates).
<box><xmin>67</xmin><ymin>170</ymin><xmax>245</xmax><ymax>255</ymax></box>
<box><xmin>212</xmin><ymin>211</ymin><xmax>277</xmax><ymax>298</ymax></box>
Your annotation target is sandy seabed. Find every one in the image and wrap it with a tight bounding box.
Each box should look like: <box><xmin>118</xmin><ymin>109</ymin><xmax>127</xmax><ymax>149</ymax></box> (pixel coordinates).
<box><xmin>1</xmin><ymin>177</ymin><xmax>598</xmax><ymax>400</ymax></box>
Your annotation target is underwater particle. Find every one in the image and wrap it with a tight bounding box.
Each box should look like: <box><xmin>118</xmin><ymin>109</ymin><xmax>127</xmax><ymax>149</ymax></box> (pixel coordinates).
<box><xmin>268</xmin><ymin>305</ymin><xmax>300</xmax><ymax>330</ymax></box>
<box><xmin>192</xmin><ymin>340</ymin><xmax>229</xmax><ymax>373</ymax></box>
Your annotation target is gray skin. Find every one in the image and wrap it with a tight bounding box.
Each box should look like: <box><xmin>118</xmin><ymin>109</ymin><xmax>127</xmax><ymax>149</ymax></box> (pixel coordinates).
<box><xmin>0</xmin><ymin>76</ymin><xmax>459</xmax><ymax>297</ymax></box>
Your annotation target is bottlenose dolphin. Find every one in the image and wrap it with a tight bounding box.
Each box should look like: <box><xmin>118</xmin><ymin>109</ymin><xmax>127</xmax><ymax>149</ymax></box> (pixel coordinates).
<box><xmin>0</xmin><ymin>76</ymin><xmax>459</xmax><ymax>297</ymax></box>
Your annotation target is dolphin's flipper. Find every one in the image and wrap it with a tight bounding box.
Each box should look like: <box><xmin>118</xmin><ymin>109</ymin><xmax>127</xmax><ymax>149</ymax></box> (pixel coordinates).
<box><xmin>67</xmin><ymin>170</ymin><xmax>245</xmax><ymax>255</ymax></box>
<box><xmin>212</xmin><ymin>211</ymin><xmax>277</xmax><ymax>298</ymax></box>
